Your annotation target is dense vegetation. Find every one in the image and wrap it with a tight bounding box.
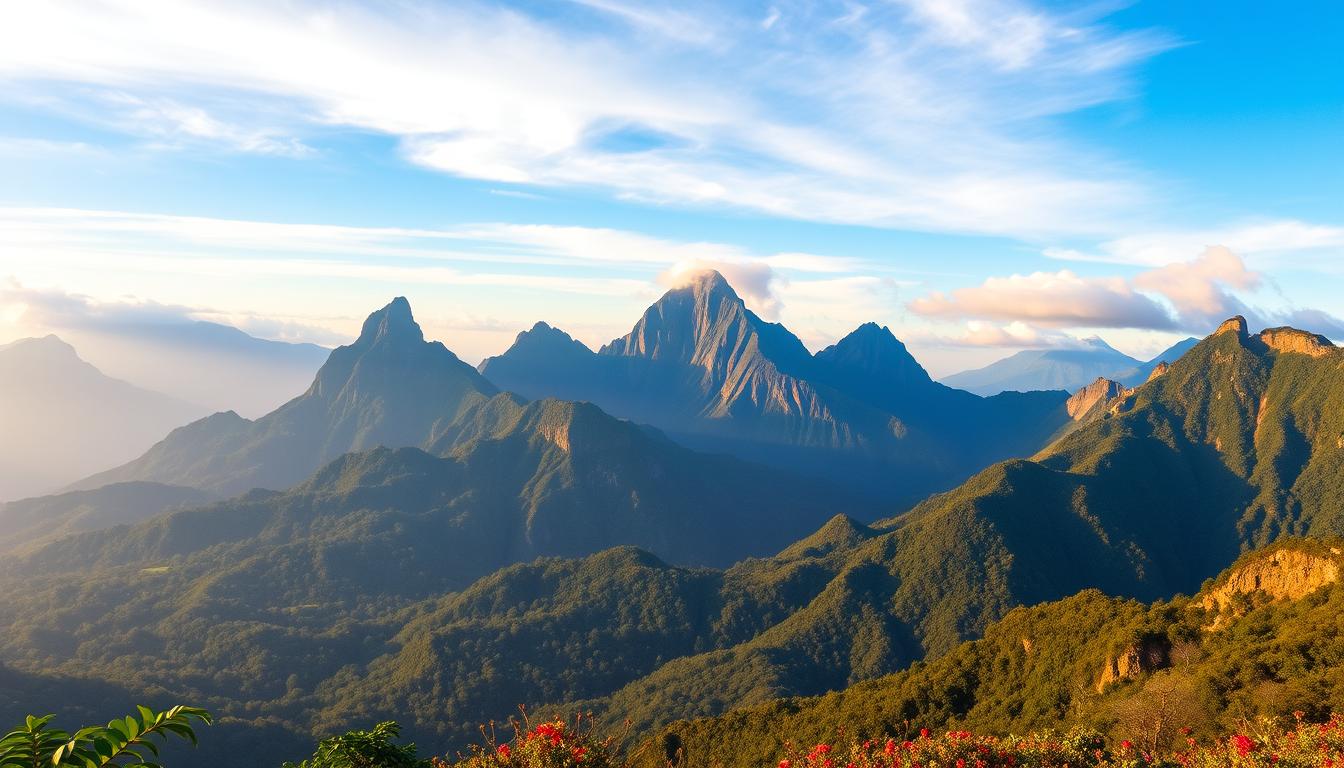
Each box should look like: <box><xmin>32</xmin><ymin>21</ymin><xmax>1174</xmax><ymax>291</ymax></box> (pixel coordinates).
<box><xmin>645</xmin><ymin>540</ymin><xmax>1344</xmax><ymax>767</ymax></box>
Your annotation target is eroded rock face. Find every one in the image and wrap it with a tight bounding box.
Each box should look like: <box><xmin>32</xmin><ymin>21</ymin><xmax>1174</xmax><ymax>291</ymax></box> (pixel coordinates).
<box><xmin>1216</xmin><ymin>316</ymin><xmax>1249</xmax><ymax>338</ymax></box>
<box><xmin>1200</xmin><ymin>547</ymin><xmax>1341</xmax><ymax>628</ymax></box>
<box><xmin>1066</xmin><ymin>377</ymin><xmax>1126</xmax><ymax>420</ymax></box>
<box><xmin>1259</xmin><ymin>327</ymin><xmax>1336</xmax><ymax>358</ymax></box>
<box><xmin>1146</xmin><ymin>361</ymin><xmax>1170</xmax><ymax>383</ymax></box>
<box><xmin>1097</xmin><ymin>637</ymin><xmax>1170</xmax><ymax>693</ymax></box>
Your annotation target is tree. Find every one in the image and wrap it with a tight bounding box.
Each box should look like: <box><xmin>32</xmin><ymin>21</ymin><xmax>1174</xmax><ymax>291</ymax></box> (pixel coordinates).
<box><xmin>1111</xmin><ymin>672</ymin><xmax>1209</xmax><ymax>753</ymax></box>
<box><xmin>0</xmin><ymin>705</ymin><xmax>211</xmax><ymax>768</ymax></box>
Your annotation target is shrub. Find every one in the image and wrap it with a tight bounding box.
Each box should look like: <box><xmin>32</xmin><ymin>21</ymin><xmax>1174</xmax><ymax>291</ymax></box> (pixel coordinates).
<box><xmin>440</xmin><ymin>713</ymin><xmax>626</xmax><ymax>768</ymax></box>
<box><xmin>282</xmin><ymin>721</ymin><xmax>429</xmax><ymax>768</ymax></box>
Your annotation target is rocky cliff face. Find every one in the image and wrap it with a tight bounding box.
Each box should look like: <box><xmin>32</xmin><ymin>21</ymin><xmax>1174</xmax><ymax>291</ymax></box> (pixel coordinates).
<box><xmin>1096</xmin><ymin>637</ymin><xmax>1170</xmax><ymax>693</ymax></box>
<box><xmin>1215</xmin><ymin>315</ymin><xmax>1250</xmax><ymax>338</ymax></box>
<box><xmin>1258</xmin><ymin>327</ymin><xmax>1337</xmax><ymax>358</ymax></box>
<box><xmin>1066</xmin><ymin>377</ymin><xmax>1127</xmax><ymax>420</ymax></box>
<box><xmin>1199</xmin><ymin>546</ymin><xmax>1341</xmax><ymax>627</ymax></box>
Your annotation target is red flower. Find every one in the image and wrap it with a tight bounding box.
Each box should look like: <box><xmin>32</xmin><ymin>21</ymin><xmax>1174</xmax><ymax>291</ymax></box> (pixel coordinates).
<box><xmin>955</xmin><ymin>760</ymin><xmax>965</xmax><ymax>768</ymax></box>
<box><xmin>1121</xmin><ymin>740</ymin><xmax>1133</xmax><ymax>751</ymax></box>
<box><xmin>1232</xmin><ymin>734</ymin><xmax>1256</xmax><ymax>757</ymax></box>
<box><xmin>779</xmin><ymin>761</ymin><xmax>791</xmax><ymax>768</ymax></box>
<box><xmin>885</xmin><ymin>739</ymin><xmax>897</xmax><ymax>756</ymax></box>
<box><xmin>572</xmin><ymin>746</ymin><xmax>587</xmax><ymax>762</ymax></box>
<box><xmin>919</xmin><ymin>729</ymin><xmax>930</xmax><ymax>739</ymax></box>
<box><xmin>496</xmin><ymin>744</ymin><xmax>511</xmax><ymax>760</ymax></box>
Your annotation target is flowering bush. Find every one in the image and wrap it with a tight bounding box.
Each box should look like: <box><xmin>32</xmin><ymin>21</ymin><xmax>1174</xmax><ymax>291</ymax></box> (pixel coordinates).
<box><xmin>773</xmin><ymin>714</ymin><xmax>1344</xmax><ymax>768</ymax></box>
<box><xmin>439</xmin><ymin>713</ymin><xmax>624</xmax><ymax>768</ymax></box>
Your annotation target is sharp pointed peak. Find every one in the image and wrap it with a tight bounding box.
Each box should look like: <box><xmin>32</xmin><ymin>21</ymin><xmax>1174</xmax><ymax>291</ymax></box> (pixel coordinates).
<box><xmin>841</xmin><ymin>322</ymin><xmax>899</xmax><ymax>342</ymax></box>
<box><xmin>357</xmin><ymin>296</ymin><xmax>423</xmax><ymax>345</ymax></box>
<box><xmin>664</xmin><ymin>269</ymin><xmax>739</xmax><ymax>303</ymax></box>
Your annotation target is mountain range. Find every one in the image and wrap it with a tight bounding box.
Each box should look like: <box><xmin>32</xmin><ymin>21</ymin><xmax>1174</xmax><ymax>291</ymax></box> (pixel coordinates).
<box><xmin>480</xmin><ymin>271</ymin><xmax>1070</xmax><ymax>503</ymax></box>
<box><xmin>941</xmin><ymin>336</ymin><xmax>1199</xmax><ymax>395</ymax></box>
<box><xmin>3</xmin><ymin>272</ymin><xmax>1344</xmax><ymax>766</ymax></box>
<box><xmin>0</xmin><ymin>335</ymin><xmax>206</xmax><ymax>501</ymax></box>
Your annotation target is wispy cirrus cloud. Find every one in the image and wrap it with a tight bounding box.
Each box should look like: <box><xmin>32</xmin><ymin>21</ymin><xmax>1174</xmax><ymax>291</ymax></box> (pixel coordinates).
<box><xmin>0</xmin><ymin>0</ymin><xmax>1174</xmax><ymax>237</ymax></box>
<box><xmin>1044</xmin><ymin>220</ymin><xmax>1344</xmax><ymax>267</ymax></box>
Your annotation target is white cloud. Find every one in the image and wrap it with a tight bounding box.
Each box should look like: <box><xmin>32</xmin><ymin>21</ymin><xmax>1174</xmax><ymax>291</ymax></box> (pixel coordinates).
<box><xmin>660</xmin><ymin>261</ymin><xmax>782</xmax><ymax>318</ymax></box>
<box><xmin>909</xmin><ymin>269</ymin><xmax>1175</xmax><ymax>329</ymax></box>
<box><xmin>1133</xmin><ymin>245</ymin><xmax>1260</xmax><ymax>328</ymax></box>
<box><xmin>0</xmin><ymin>0</ymin><xmax>1175</xmax><ymax>237</ymax></box>
<box><xmin>910</xmin><ymin>246</ymin><xmax>1344</xmax><ymax>341</ymax></box>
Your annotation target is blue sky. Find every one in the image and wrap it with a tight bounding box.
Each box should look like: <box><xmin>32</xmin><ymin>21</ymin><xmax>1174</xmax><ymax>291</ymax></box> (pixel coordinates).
<box><xmin>0</xmin><ymin>0</ymin><xmax>1340</xmax><ymax>376</ymax></box>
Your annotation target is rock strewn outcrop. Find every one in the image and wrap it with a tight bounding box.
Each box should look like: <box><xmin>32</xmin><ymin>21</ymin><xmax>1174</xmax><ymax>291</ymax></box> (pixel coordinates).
<box><xmin>1146</xmin><ymin>361</ymin><xmax>1170</xmax><ymax>382</ymax></box>
<box><xmin>1259</xmin><ymin>327</ymin><xmax>1336</xmax><ymax>358</ymax></box>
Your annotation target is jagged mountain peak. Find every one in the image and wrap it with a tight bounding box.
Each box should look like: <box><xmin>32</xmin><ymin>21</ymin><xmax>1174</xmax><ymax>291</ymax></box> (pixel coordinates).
<box><xmin>675</xmin><ymin>268</ymin><xmax>735</xmax><ymax>297</ymax></box>
<box><xmin>507</xmin><ymin>321</ymin><xmax>592</xmax><ymax>356</ymax></box>
<box><xmin>816</xmin><ymin>323</ymin><xmax>931</xmax><ymax>386</ymax></box>
<box><xmin>601</xmin><ymin>269</ymin><xmax>812</xmax><ymax>373</ymax></box>
<box><xmin>355</xmin><ymin>296</ymin><xmax>422</xmax><ymax>346</ymax></box>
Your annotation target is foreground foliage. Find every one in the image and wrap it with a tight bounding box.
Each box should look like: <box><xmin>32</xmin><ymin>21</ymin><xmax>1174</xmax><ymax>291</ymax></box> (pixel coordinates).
<box><xmin>441</xmin><ymin>714</ymin><xmax>626</xmax><ymax>768</ymax></box>
<box><xmin>281</xmin><ymin>721</ymin><xmax>427</xmax><ymax>768</ymax></box>
<box><xmin>0</xmin><ymin>705</ymin><xmax>210</xmax><ymax>768</ymax></box>
<box><xmin>770</xmin><ymin>713</ymin><xmax>1344</xmax><ymax>768</ymax></box>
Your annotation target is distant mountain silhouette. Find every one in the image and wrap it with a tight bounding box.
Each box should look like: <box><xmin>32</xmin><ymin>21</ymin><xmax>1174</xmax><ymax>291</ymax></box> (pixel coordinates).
<box><xmin>941</xmin><ymin>337</ymin><xmax>1140</xmax><ymax>395</ymax></box>
<box><xmin>480</xmin><ymin>271</ymin><xmax>1070</xmax><ymax>503</ymax></box>
<box><xmin>0</xmin><ymin>335</ymin><xmax>206</xmax><ymax>501</ymax></box>
<box><xmin>1111</xmin><ymin>336</ymin><xmax>1200</xmax><ymax>386</ymax></box>
<box><xmin>50</xmin><ymin>318</ymin><xmax>329</xmax><ymax>418</ymax></box>
<box><xmin>941</xmin><ymin>335</ymin><xmax>1201</xmax><ymax>395</ymax></box>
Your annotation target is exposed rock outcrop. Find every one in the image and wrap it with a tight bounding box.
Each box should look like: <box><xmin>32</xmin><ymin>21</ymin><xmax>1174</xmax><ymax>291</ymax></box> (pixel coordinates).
<box><xmin>1066</xmin><ymin>377</ymin><xmax>1126</xmax><ymax>420</ymax></box>
<box><xmin>1096</xmin><ymin>637</ymin><xmax>1170</xmax><ymax>693</ymax></box>
<box><xmin>1146</xmin><ymin>361</ymin><xmax>1170</xmax><ymax>382</ymax></box>
<box><xmin>1199</xmin><ymin>547</ymin><xmax>1341</xmax><ymax>628</ymax></box>
<box><xmin>1215</xmin><ymin>315</ymin><xmax>1249</xmax><ymax>338</ymax></box>
<box><xmin>1259</xmin><ymin>327</ymin><xmax>1336</xmax><ymax>358</ymax></box>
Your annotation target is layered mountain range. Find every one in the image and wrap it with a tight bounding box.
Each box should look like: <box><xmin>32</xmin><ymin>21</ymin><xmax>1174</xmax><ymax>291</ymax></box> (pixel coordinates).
<box><xmin>481</xmin><ymin>271</ymin><xmax>1070</xmax><ymax>502</ymax></box>
<box><xmin>4</xmin><ymin>273</ymin><xmax>1343</xmax><ymax>767</ymax></box>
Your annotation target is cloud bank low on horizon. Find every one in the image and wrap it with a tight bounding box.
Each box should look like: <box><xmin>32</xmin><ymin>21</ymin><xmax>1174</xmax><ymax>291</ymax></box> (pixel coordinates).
<box><xmin>3</xmin><ymin>206</ymin><xmax>1342</xmax><ymax>381</ymax></box>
